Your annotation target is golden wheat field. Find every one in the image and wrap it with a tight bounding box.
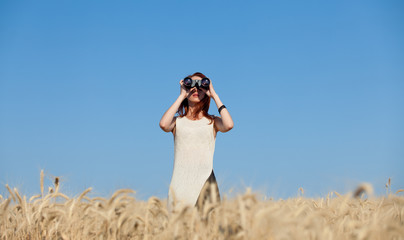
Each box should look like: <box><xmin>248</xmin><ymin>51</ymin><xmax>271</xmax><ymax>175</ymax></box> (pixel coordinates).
<box><xmin>1</xmin><ymin>171</ymin><xmax>403</xmax><ymax>240</ymax></box>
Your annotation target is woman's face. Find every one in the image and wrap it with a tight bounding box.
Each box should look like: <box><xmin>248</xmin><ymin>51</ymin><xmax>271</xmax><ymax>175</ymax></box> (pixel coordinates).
<box><xmin>186</xmin><ymin>76</ymin><xmax>206</xmax><ymax>103</ymax></box>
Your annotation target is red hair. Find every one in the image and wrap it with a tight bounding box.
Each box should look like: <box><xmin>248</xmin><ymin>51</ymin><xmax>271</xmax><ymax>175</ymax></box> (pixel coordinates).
<box><xmin>177</xmin><ymin>72</ymin><xmax>215</xmax><ymax>124</ymax></box>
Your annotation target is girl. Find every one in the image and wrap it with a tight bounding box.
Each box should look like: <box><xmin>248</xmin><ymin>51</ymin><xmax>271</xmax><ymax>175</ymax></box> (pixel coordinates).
<box><xmin>159</xmin><ymin>72</ymin><xmax>234</xmax><ymax>212</ymax></box>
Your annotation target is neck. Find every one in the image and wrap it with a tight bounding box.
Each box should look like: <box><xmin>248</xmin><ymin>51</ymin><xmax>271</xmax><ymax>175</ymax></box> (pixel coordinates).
<box><xmin>187</xmin><ymin>104</ymin><xmax>202</xmax><ymax>118</ymax></box>
<box><xmin>187</xmin><ymin>101</ymin><xmax>197</xmax><ymax>111</ymax></box>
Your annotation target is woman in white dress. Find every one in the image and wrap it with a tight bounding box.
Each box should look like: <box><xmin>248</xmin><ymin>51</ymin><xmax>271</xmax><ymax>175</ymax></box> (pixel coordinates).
<box><xmin>159</xmin><ymin>72</ymin><xmax>234</xmax><ymax>213</ymax></box>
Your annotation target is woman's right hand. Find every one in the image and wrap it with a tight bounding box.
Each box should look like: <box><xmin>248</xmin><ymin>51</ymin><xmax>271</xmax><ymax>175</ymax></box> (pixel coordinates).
<box><xmin>179</xmin><ymin>79</ymin><xmax>189</xmax><ymax>98</ymax></box>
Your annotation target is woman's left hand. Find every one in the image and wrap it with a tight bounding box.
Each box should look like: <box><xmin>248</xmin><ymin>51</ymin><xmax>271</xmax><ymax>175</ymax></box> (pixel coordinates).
<box><xmin>202</xmin><ymin>79</ymin><xmax>217</xmax><ymax>98</ymax></box>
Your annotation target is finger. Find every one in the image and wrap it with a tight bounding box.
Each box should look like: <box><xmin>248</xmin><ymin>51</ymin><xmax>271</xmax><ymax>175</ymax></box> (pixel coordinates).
<box><xmin>201</xmin><ymin>88</ymin><xmax>210</xmax><ymax>96</ymax></box>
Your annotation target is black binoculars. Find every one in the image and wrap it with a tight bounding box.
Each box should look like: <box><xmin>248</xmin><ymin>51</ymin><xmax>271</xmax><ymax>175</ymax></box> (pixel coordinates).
<box><xmin>183</xmin><ymin>77</ymin><xmax>210</xmax><ymax>89</ymax></box>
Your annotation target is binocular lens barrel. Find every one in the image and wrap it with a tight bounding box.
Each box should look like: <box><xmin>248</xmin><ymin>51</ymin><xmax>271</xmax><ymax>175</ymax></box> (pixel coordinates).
<box><xmin>183</xmin><ymin>78</ymin><xmax>193</xmax><ymax>87</ymax></box>
<box><xmin>183</xmin><ymin>77</ymin><xmax>210</xmax><ymax>89</ymax></box>
<box><xmin>201</xmin><ymin>78</ymin><xmax>210</xmax><ymax>87</ymax></box>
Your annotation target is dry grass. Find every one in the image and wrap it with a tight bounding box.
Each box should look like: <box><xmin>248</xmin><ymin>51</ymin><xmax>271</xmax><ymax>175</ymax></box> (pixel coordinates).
<box><xmin>1</xmin><ymin>171</ymin><xmax>403</xmax><ymax>240</ymax></box>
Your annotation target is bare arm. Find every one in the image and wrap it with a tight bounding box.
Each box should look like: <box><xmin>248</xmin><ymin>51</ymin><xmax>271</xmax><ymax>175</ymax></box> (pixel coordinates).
<box><xmin>201</xmin><ymin>80</ymin><xmax>234</xmax><ymax>133</ymax></box>
<box><xmin>212</xmin><ymin>93</ymin><xmax>234</xmax><ymax>132</ymax></box>
<box><xmin>159</xmin><ymin>80</ymin><xmax>188</xmax><ymax>132</ymax></box>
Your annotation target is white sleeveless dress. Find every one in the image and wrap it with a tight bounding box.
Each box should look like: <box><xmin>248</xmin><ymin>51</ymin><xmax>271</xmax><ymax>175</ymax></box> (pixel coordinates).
<box><xmin>167</xmin><ymin>116</ymin><xmax>216</xmax><ymax>212</ymax></box>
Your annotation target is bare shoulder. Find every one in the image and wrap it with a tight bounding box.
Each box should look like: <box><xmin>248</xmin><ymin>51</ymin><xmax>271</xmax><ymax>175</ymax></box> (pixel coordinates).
<box><xmin>213</xmin><ymin>114</ymin><xmax>222</xmax><ymax>123</ymax></box>
<box><xmin>211</xmin><ymin>115</ymin><xmax>218</xmax><ymax>137</ymax></box>
<box><xmin>172</xmin><ymin>116</ymin><xmax>178</xmax><ymax>136</ymax></box>
<box><xmin>213</xmin><ymin>115</ymin><xmax>233</xmax><ymax>133</ymax></box>
<box><xmin>212</xmin><ymin>115</ymin><xmax>220</xmax><ymax>131</ymax></box>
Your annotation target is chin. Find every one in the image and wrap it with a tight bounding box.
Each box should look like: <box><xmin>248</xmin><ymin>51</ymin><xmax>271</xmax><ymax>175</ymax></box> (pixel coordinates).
<box><xmin>188</xmin><ymin>99</ymin><xmax>201</xmax><ymax>104</ymax></box>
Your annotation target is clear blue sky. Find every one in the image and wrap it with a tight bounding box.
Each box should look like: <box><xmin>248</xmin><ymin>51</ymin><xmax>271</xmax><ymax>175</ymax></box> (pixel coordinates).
<box><xmin>1</xmin><ymin>0</ymin><xmax>403</xmax><ymax>200</ymax></box>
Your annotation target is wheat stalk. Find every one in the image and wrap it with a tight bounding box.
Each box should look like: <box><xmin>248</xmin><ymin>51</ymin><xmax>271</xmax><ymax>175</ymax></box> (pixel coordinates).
<box><xmin>1</xmin><ymin>172</ymin><xmax>404</xmax><ymax>239</ymax></box>
<box><xmin>40</xmin><ymin>169</ymin><xmax>44</xmax><ymax>198</ymax></box>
